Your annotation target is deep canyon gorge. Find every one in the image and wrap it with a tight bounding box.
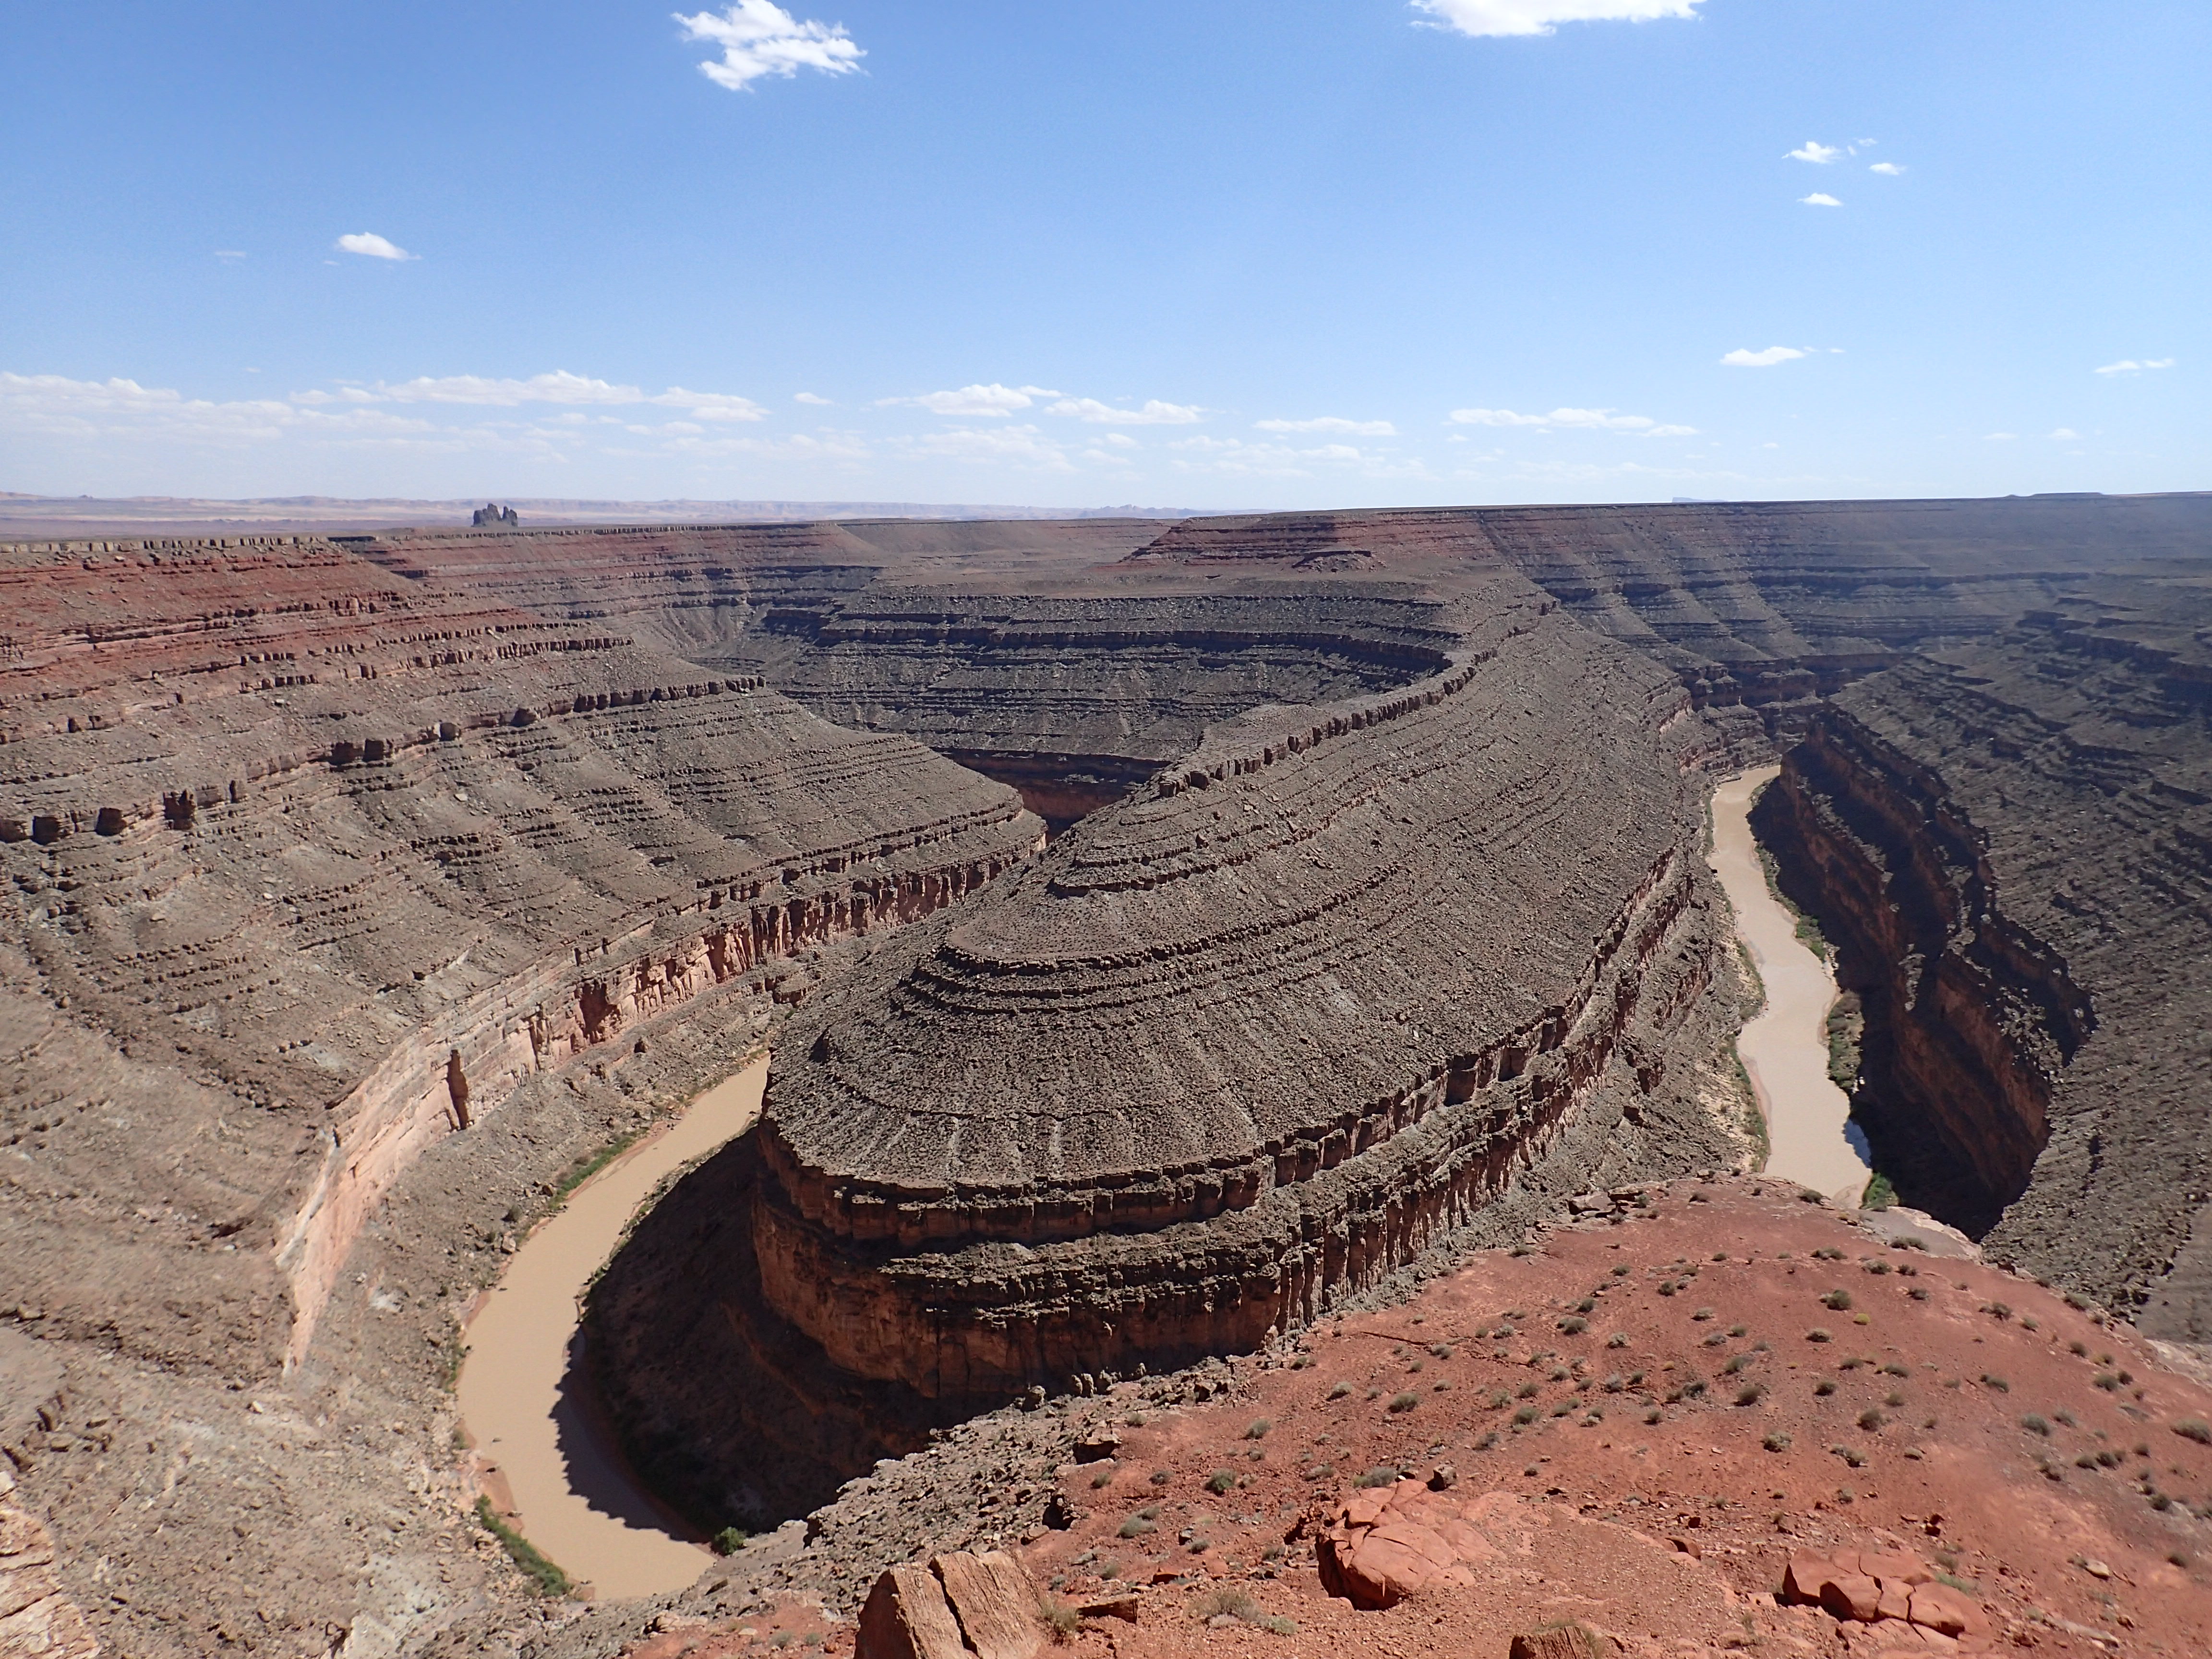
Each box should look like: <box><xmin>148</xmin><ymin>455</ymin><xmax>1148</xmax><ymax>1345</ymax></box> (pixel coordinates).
<box><xmin>3</xmin><ymin>493</ymin><xmax>2210</xmax><ymax>1656</ymax></box>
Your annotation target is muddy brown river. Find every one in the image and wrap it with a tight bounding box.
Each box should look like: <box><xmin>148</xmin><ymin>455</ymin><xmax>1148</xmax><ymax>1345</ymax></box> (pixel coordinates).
<box><xmin>1707</xmin><ymin>767</ymin><xmax>1875</xmax><ymax>1205</ymax></box>
<box><xmin>457</xmin><ymin>1057</ymin><xmax>767</xmax><ymax>1599</ymax></box>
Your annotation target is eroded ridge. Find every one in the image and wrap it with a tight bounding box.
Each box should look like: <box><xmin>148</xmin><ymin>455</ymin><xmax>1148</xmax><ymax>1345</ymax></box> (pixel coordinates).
<box><xmin>0</xmin><ymin>533</ymin><xmax>1043</xmax><ymax>1373</ymax></box>
<box><xmin>589</xmin><ymin>577</ymin><xmax>1745</xmax><ymax>1525</ymax></box>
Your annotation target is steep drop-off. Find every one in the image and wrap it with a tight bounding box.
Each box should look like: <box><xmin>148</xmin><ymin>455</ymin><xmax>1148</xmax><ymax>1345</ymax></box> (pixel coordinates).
<box><xmin>1753</xmin><ymin>583</ymin><xmax>2212</xmax><ymax>1331</ymax></box>
<box><xmin>0</xmin><ymin>534</ymin><xmax>1042</xmax><ymax>1377</ymax></box>
<box><xmin>586</xmin><ymin>574</ymin><xmax>1746</xmax><ymax>1528</ymax></box>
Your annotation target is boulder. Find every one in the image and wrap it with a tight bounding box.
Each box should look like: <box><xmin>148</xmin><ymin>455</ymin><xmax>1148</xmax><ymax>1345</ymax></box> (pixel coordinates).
<box><xmin>857</xmin><ymin>1563</ymin><xmax>977</xmax><ymax>1659</ymax></box>
<box><xmin>1509</xmin><ymin>1623</ymin><xmax>1608</xmax><ymax>1659</ymax></box>
<box><xmin>1315</xmin><ymin>1480</ymin><xmax>1505</xmax><ymax>1610</ymax></box>
<box><xmin>1906</xmin><ymin>1583</ymin><xmax>1987</xmax><ymax>1639</ymax></box>
<box><xmin>858</xmin><ymin>1550</ymin><xmax>1043</xmax><ymax>1659</ymax></box>
<box><xmin>934</xmin><ymin>1550</ymin><xmax>1042</xmax><ymax>1659</ymax></box>
<box><xmin>1819</xmin><ymin>1573</ymin><xmax>1885</xmax><ymax>1623</ymax></box>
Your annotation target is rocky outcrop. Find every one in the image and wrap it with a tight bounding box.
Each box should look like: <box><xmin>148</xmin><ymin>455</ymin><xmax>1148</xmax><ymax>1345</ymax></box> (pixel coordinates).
<box><xmin>855</xmin><ymin>1550</ymin><xmax>1043</xmax><ymax>1659</ymax></box>
<box><xmin>587</xmin><ymin>575</ymin><xmax>1744</xmax><ymax>1526</ymax></box>
<box><xmin>1753</xmin><ymin>586</ymin><xmax>2212</xmax><ymax>1331</ymax></box>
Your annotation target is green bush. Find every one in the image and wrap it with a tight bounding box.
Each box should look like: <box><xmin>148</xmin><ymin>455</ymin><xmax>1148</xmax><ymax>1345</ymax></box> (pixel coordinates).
<box><xmin>711</xmin><ymin>1526</ymin><xmax>747</xmax><ymax>1556</ymax></box>
<box><xmin>473</xmin><ymin>1498</ymin><xmax>569</xmax><ymax>1597</ymax></box>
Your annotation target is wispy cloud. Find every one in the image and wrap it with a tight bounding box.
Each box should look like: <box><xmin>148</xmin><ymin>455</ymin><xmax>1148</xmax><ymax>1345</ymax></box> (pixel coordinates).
<box><xmin>1799</xmin><ymin>192</ymin><xmax>1842</xmax><ymax>207</ymax></box>
<box><xmin>293</xmin><ymin>371</ymin><xmax>768</xmax><ymax>421</ymax></box>
<box><xmin>2050</xmin><ymin>428</ymin><xmax>2079</xmax><ymax>441</ymax></box>
<box><xmin>1721</xmin><ymin>346</ymin><xmax>1806</xmax><ymax>368</ymax></box>
<box><xmin>1169</xmin><ymin>434</ymin><xmax>1431</xmax><ymax>481</ymax></box>
<box><xmin>1413</xmin><ymin>0</ymin><xmax>1703</xmax><ymax>40</ymax></box>
<box><xmin>675</xmin><ymin>3</ymin><xmax>862</xmax><ymax>91</ymax></box>
<box><xmin>336</xmin><ymin>232</ymin><xmax>414</xmax><ymax>261</ymax></box>
<box><xmin>1254</xmin><ymin>416</ymin><xmax>1398</xmax><ymax>436</ymax></box>
<box><xmin>2093</xmin><ymin>358</ymin><xmax>2176</xmax><ymax>375</ymax></box>
<box><xmin>1446</xmin><ymin>406</ymin><xmax>1695</xmax><ymax>436</ymax></box>
<box><xmin>793</xmin><ymin>391</ymin><xmax>833</xmax><ymax>405</ymax></box>
<box><xmin>894</xmin><ymin>423</ymin><xmax>1075</xmax><ymax>471</ymax></box>
<box><xmin>877</xmin><ymin>383</ymin><xmax>1062</xmax><ymax>417</ymax></box>
<box><xmin>1984</xmin><ymin>432</ymin><xmax>2018</xmax><ymax>442</ymax></box>
<box><xmin>1786</xmin><ymin>140</ymin><xmax>1843</xmax><ymax>165</ymax></box>
<box><xmin>1869</xmin><ymin>162</ymin><xmax>1905</xmax><ymax>176</ymax></box>
<box><xmin>1047</xmin><ymin>397</ymin><xmax>1203</xmax><ymax>426</ymax></box>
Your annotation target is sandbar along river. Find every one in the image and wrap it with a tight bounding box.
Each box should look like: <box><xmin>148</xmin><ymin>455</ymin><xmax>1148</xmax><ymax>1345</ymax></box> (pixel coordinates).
<box><xmin>1707</xmin><ymin>767</ymin><xmax>1874</xmax><ymax>1205</ymax></box>
<box><xmin>457</xmin><ymin>1056</ymin><xmax>767</xmax><ymax>1599</ymax></box>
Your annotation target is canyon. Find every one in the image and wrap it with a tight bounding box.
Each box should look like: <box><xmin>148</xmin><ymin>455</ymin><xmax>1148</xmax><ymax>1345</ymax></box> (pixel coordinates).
<box><xmin>0</xmin><ymin>493</ymin><xmax>2208</xmax><ymax>1657</ymax></box>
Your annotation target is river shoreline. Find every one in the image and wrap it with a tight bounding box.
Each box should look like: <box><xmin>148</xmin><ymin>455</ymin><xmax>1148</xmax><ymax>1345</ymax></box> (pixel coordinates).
<box><xmin>456</xmin><ymin>1057</ymin><xmax>769</xmax><ymax>1600</ymax></box>
<box><xmin>1707</xmin><ymin>767</ymin><xmax>1875</xmax><ymax>1205</ymax></box>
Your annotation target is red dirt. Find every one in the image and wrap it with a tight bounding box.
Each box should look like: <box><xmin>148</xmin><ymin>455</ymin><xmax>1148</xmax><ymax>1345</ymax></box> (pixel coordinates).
<box><xmin>629</xmin><ymin>1178</ymin><xmax>2212</xmax><ymax>1657</ymax></box>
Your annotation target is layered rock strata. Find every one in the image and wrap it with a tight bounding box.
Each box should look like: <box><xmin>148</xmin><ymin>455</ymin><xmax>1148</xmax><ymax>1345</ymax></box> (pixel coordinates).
<box><xmin>588</xmin><ymin>575</ymin><xmax>1744</xmax><ymax>1524</ymax></box>
<box><xmin>1753</xmin><ymin>586</ymin><xmax>2212</xmax><ymax>1330</ymax></box>
<box><xmin>0</xmin><ymin>534</ymin><xmax>1042</xmax><ymax>1375</ymax></box>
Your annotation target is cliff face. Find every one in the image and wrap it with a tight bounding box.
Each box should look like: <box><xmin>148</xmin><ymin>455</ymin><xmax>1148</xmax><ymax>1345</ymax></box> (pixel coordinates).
<box><xmin>586</xmin><ymin>574</ymin><xmax>1745</xmax><ymax>1526</ymax></box>
<box><xmin>0</xmin><ymin>533</ymin><xmax>1042</xmax><ymax>1376</ymax></box>
<box><xmin>1749</xmin><ymin>709</ymin><xmax>2089</xmax><ymax>1235</ymax></box>
<box><xmin>1752</xmin><ymin>586</ymin><xmax>2212</xmax><ymax>1332</ymax></box>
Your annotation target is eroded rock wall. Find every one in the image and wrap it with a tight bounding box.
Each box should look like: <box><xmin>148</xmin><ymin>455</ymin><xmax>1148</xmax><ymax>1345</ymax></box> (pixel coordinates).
<box><xmin>1752</xmin><ymin>587</ymin><xmax>2212</xmax><ymax>1330</ymax></box>
<box><xmin>0</xmin><ymin>534</ymin><xmax>1043</xmax><ymax>1377</ymax></box>
<box><xmin>587</xmin><ymin>574</ymin><xmax>1746</xmax><ymax>1526</ymax></box>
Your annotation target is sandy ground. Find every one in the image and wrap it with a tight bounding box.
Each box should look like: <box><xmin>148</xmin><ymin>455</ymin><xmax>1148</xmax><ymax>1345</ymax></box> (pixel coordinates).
<box><xmin>1709</xmin><ymin>769</ymin><xmax>1874</xmax><ymax>1205</ymax></box>
<box><xmin>458</xmin><ymin>1058</ymin><xmax>768</xmax><ymax>1599</ymax></box>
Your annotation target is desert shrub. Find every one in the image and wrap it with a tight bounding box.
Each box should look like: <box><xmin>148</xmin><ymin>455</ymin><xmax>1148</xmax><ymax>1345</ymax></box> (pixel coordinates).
<box><xmin>1814</xmin><ymin>1380</ymin><xmax>1837</xmax><ymax>1397</ymax></box>
<box><xmin>1244</xmin><ymin>1418</ymin><xmax>1272</xmax><ymax>1440</ymax></box>
<box><xmin>1205</xmin><ymin>1469</ymin><xmax>1238</xmax><ymax>1494</ymax></box>
<box><xmin>1516</xmin><ymin>1381</ymin><xmax>1540</xmax><ymax>1399</ymax></box>
<box><xmin>1090</xmin><ymin>1466</ymin><xmax>1116</xmax><ymax>1489</ymax></box>
<box><xmin>1763</xmin><ymin>1431</ymin><xmax>1792</xmax><ymax>1452</ymax></box>
<box><xmin>1388</xmin><ymin>1392</ymin><xmax>1419</xmax><ymax>1414</ymax></box>
<box><xmin>1692</xmin><ymin>1307</ymin><xmax>1715</xmax><ymax>1322</ymax></box>
<box><xmin>1039</xmin><ymin>1595</ymin><xmax>1084</xmax><ymax>1641</ymax></box>
<box><xmin>1807</xmin><ymin>1328</ymin><xmax>1833</xmax><ymax>1344</ymax></box>
<box><xmin>1821</xmin><ymin>1289</ymin><xmax>1853</xmax><ymax>1312</ymax></box>
<box><xmin>1196</xmin><ymin>1588</ymin><xmax>1260</xmax><ymax>1623</ymax></box>
<box><xmin>1737</xmin><ymin>1384</ymin><xmax>1766</xmax><ymax>1407</ymax></box>
<box><xmin>1607</xmin><ymin>1332</ymin><xmax>1629</xmax><ymax>1349</ymax></box>
<box><xmin>1559</xmin><ymin>1317</ymin><xmax>1588</xmax><ymax>1335</ymax></box>
<box><xmin>711</xmin><ymin>1527</ymin><xmax>747</xmax><ymax>1556</ymax></box>
<box><xmin>2173</xmin><ymin>1419</ymin><xmax>2212</xmax><ymax>1446</ymax></box>
<box><xmin>1118</xmin><ymin>1515</ymin><xmax>1156</xmax><ymax>1539</ymax></box>
<box><xmin>1513</xmin><ymin>1406</ymin><xmax>1539</xmax><ymax>1426</ymax></box>
<box><xmin>1327</xmin><ymin>1381</ymin><xmax>1352</xmax><ymax>1400</ymax></box>
<box><xmin>1354</xmin><ymin>1466</ymin><xmax>1401</xmax><ymax>1488</ymax></box>
<box><xmin>1980</xmin><ymin>1374</ymin><xmax>2011</xmax><ymax>1393</ymax></box>
<box><xmin>1858</xmin><ymin>1409</ymin><xmax>1886</xmax><ymax>1431</ymax></box>
<box><xmin>2022</xmin><ymin>1415</ymin><xmax>2051</xmax><ymax>1437</ymax></box>
<box><xmin>1258</xmin><ymin>1614</ymin><xmax>1298</xmax><ymax>1636</ymax></box>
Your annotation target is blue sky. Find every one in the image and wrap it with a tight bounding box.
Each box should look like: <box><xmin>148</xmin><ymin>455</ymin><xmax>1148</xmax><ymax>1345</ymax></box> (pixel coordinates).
<box><xmin>2</xmin><ymin>1</ymin><xmax>2204</xmax><ymax>510</ymax></box>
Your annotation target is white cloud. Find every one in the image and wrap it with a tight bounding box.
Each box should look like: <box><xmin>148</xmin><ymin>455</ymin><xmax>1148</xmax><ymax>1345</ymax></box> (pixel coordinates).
<box><xmin>1254</xmin><ymin>416</ymin><xmax>1398</xmax><ymax>436</ymax></box>
<box><xmin>2049</xmin><ymin>428</ymin><xmax>2079</xmax><ymax>441</ymax></box>
<box><xmin>793</xmin><ymin>391</ymin><xmax>833</xmax><ymax>405</ymax></box>
<box><xmin>1102</xmin><ymin>432</ymin><xmax>1138</xmax><ymax>448</ymax></box>
<box><xmin>1413</xmin><ymin>0</ymin><xmax>1703</xmax><ymax>39</ymax></box>
<box><xmin>1046</xmin><ymin>397</ymin><xmax>1203</xmax><ymax>426</ymax></box>
<box><xmin>675</xmin><ymin>3</ymin><xmax>862</xmax><ymax>91</ymax></box>
<box><xmin>292</xmin><ymin>372</ymin><xmax>767</xmax><ymax>421</ymax></box>
<box><xmin>1799</xmin><ymin>192</ymin><xmax>1842</xmax><ymax>207</ymax></box>
<box><xmin>2093</xmin><ymin>358</ymin><xmax>2176</xmax><ymax>375</ymax></box>
<box><xmin>895</xmin><ymin>423</ymin><xmax>1074</xmax><ymax>470</ymax></box>
<box><xmin>1786</xmin><ymin>141</ymin><xmax>1843</xmax><ymax>165</ymax></box>
<box><xmin>878</xmin><ymin>383</ymin><xmax>1062</xmax><ymax>417</ymax></box>
<box><xmin>1169</xmin><ymin>434</ymin><xmax>1431</xmax><ymax>481</ymax></box>
<box><xmin>1984</xmin><ymin>432</ymin><xmax>2018</xmax><ymax>442</ymax></box>
<box><xmin>1869</xmin><ymin>162</ymin><xmax>1906</xmax><ymax>176</ymax></box>
<box><xmin>1721</xmin><ymin>346</ymin><xmax>1807</xmax><ymax>368</ymax></box>
<box><xmin>336</xmin><ymin>232</ymin><xmax>414</xmax><ymax>261</ymax></box>
<box><xmin>1446</xmin><ymin>406</ymin><xmax>1695</xmax><ymax>436</ymax></box>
